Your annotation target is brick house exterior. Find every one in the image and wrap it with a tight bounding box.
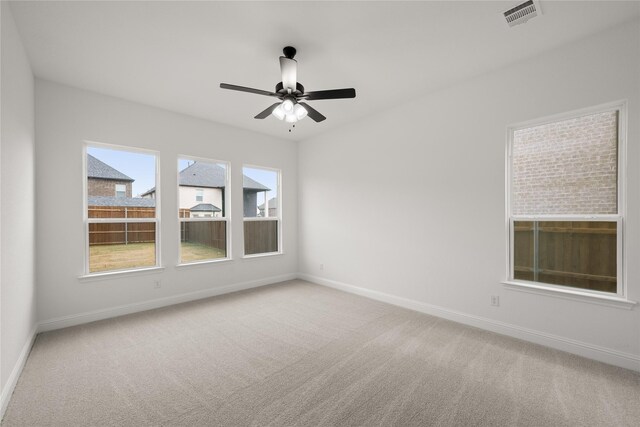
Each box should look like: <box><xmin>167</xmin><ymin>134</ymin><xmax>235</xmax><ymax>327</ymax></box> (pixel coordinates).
<box><xmin>87</xmin><ymin>154</ymin><xmax>134</xmax><ymax>198</ymax></box>
<box><xmin>87</xmin><ymin>178</ymin><xmax>132</xmax><ymax>198</ymax></box>
<box><xmin>512</xmin><ymin>110</ymin><xmax>618</xmax><ymax>215</ymax></box>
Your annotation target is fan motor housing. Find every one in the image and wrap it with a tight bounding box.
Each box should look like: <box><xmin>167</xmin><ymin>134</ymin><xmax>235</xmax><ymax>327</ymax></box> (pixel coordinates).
<box><xmin>276</xmin><ymin>82</ymin><xmax>304</xmax><ymax>96</ymax></box>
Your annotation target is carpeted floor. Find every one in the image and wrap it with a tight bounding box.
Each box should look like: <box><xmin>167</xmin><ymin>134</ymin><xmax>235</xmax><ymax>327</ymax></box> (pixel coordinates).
<box><xmin>3</xmin><ymin>280</ymin><xmax>639</xmax><ymax>426</ymax></box>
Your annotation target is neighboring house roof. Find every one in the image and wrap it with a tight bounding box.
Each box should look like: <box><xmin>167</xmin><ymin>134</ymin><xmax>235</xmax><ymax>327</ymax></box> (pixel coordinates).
<box><xmin>179</xmin><ymin>162</ymin><xmax>226</xmax><ymax>188</ymax></box>
<box><xmin>87</xmin><ymin>154</ymin><xmax>134</xmax><ymax>182</ymax></box>
<box><xmin>242</xmin><ymin>175</ymin><xmax>270</xmax><ymax>191</ymax></box>
<box><xmin>140</xmin><ymin>187</ymin><xmax>155</xmax><ymax>197</ymax></box>
<box><xmin>258</xmin><ymin>197</ymin><xmax>278</xmax><ymax>210</ymax></box>
<box><xmin>181</xmin><ymin>162</ymin><xmax>270</xmax><ymax>191</ymax></box>
<box><xmin>190</xmin><ymin>203</ymin><xmax>221</xmax><ymax>212</ymax></box>
<box><xmin>88</xmin><ymin>196</ymin><xmax>156</xmax><ymax>207</ymax></box>
<box><xmin>140</xmin><ymin>162</ymin><xmax>270</xmax><ymax>195</ymax></box>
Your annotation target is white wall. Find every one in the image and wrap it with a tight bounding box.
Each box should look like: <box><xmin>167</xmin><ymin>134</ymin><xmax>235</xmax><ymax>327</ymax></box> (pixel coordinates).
<box><xmin>35</xmin><ymin>80</ymin><xmax>297</xmax><ymax>323</ymax></box>
<box><xmin>0</xmin><ymin>0</ymin><xmax>37</xmax><ymax>401</ymax></box>
<box><xmin>299</xmin><ymin>21</ymin><xmax>640</xmax><ymax>368</ymax></box>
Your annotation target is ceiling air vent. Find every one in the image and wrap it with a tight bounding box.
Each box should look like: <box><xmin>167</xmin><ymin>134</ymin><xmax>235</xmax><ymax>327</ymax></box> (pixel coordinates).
<box><xmin>503</xmin><ymin>0</ymin><xmax>541</xmax><ymax>27</ymax></box>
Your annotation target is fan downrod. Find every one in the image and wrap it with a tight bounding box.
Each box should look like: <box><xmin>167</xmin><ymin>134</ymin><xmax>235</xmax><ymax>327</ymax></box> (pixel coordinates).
<box><xmin>283</xmin><ymin>46</ymin><xmax>296</xmax><ymax>59</ymax></box>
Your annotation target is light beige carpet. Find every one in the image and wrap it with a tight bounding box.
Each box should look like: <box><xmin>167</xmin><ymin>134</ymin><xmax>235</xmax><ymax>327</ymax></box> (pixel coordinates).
<box><xmin>2</xmin><ymin>280</ymin><xmax>639</xmax><ymax>426</ymax></box>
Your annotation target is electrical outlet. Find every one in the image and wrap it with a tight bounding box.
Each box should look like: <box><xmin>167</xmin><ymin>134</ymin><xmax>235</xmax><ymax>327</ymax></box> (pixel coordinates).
<box><xmin>491</xmin><ymin>295</ymin><xmax>500</xmax><ymax>307</ymax></box>
<box><xmin>154</xmin><ymin>280</ymin><xmax>161</xmax><ymax>289</ymax></box>
<box><xmin>320</xmin><ymin>264</ymin><xmax>324</xmax><ymax>271</ymax></box>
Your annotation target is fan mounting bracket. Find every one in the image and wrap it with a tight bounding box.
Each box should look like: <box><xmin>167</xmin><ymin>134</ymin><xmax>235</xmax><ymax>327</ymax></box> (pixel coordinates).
<box><xmin>282</xmin><ymin>46</ymin><xmax>297</xmax><ymax>59</ymax></box>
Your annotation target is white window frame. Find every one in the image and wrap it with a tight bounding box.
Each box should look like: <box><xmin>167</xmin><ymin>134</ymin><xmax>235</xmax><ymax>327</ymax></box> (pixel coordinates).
<box><xmin>115</xmin><ymin>183</ymin><xmax>126</xmax><ymax>198</ymax></box>
<box><xmin>505</xmin><ymin>101</ymin><xmax>628</xmax><ymax>301</ymax></box>
<box><xmin>177</xmin><ymin>156</ymin><xmax>231</xmax><ymax>266</ymax></box>
<box><xmin>242</xmin><ymin>164</ymin><xmax>282</xmax><ymax>258</ymax></box>
<box><xmin>82</xmin><ymin>141</ymin><xmax>161</xmax><ymax>276</ymax></box>
<box><xmin>195</xmin><ymin>188</ymin><xmax>204</xmax><ymax>202</ymax></box>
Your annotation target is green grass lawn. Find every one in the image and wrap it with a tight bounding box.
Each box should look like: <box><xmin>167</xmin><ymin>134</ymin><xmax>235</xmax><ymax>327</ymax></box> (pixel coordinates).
<box><xmin>89</xmin><ymin>241</ymin><xmax>225</xmax><ymax>272</ymax></box>
<box><xmin>180</xmin><ymin>241</ymin><xmax>226</xmax><ymax>263</ymax></box>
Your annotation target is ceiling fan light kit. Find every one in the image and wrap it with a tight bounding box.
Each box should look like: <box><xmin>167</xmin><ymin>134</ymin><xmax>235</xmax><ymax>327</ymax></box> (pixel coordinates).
<box><xmin>270</xmin><ymin>97</ymin><xmax>308</xmax><ymax>123</ymax></box>
<box><xmin>220</xmin><ymin>46</ymin><xmax>356</xmax><ymax>127</ymax></box>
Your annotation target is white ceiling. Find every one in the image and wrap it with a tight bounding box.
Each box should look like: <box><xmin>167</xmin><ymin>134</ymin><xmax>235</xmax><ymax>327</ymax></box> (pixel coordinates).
<box><xmin>9</xmin><ymin>1</ymin><xmax>640</xmax><ymax>142</ymax></box>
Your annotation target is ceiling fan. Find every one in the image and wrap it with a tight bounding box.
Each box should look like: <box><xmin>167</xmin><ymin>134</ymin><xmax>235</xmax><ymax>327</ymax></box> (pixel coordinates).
<box><xmin>220</xmin><ymin>46</ymin><xmax>356</xmax><ymax>124</ymax></box>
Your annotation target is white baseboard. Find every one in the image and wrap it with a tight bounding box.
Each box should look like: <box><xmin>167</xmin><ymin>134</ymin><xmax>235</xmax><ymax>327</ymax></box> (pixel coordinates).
<box><xmin>298</xmin><ymin>273</ymin><xmax>640</xmax><ymax>372</ymax></box>
<box><xmin>1</xmin><ymin>325</ymin><xmax>38</xmax><ymax>420</ymax></box>
<box><xmin>38</xmin><ymin>273</ymin><xmax>297</xmax><ymax>332</ymax></box>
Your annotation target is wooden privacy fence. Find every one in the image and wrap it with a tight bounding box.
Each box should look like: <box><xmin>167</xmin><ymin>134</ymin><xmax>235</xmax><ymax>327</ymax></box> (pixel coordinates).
<box><xmin>89</xmin><ymin>206</ymin><xmax>278</xmax><ymax>254</ymax></box>
<box><xmin>89</xmin><ymin>206</ymin><xmax>156</xmax><ymax>219</ymax></box>
<box><xmin>180</xmin><ymin>220</ymin><xmax>226</xmax><ymax>250</ymax></box>
<box><xmin>244</xmin><ymin>220</ymin><xmax>278</xmax><ymax>255</ymax></box>
<box><xmin>513</xmin><ymin>221</ymin><xmax>616</xmax><ymax>293</ymax></box>
<box><xmin>88</xmin><ymin>206</ymin><xmax>156</xmax><ymax>246</ymax></box>
<box><xmin>89</xmin><ymin>222</ymin><xmax>155</xmax><ymax>245</ymax></box>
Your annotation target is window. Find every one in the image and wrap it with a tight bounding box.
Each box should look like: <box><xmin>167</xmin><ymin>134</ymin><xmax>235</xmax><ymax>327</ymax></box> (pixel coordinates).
<box><xmin>115</xmin><ymin>184</ymin><xmax>126</xmax><ymax>198</ymax></box>
<box><xmin>243</xmin><ymin>165</ymin><xmax>280</xmax><ymax>255</ymax></box>
<box><xmin>178</xmin><ymin>158</ymin><xmax>229</xmax><ymax>264</ymax></box>
<box><xmin>507</xmin><ymin>103</ymin><xmax>624</xmax><ymax>295</ymax></box>
<box><xmin>85</xmin><ymin>144</ymin><xmax>159</xmax><ymax>274</ymax></box>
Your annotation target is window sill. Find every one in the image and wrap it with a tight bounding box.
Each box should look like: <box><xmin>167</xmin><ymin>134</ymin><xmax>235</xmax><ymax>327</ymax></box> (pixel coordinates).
<box><xmin>79</xmin><ymin>266</ymin><xmax>165</xmax><ymax>282</ymax></box>
<box><xmin>176</xmin><ymin>258</ymin><xmax>233</xmax><ymax>269</ymax></box>
<box><xmin>502</xmin><ymin>280</ymin><xmax>637</xmax><ymax>310</ymax></box>
<box><xmin>242</xmin><ymin>252</ymin><xmax>284</xmax><ymax>260</ymax></box>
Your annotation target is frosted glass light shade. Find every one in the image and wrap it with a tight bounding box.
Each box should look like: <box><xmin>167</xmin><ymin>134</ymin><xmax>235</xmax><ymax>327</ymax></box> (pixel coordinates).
<box><xmin>272</xmin><ymin>104</ymin><xmax>285</xmax><ymax>120</ymax></box>
<box><xmin>282</xmin><ymin>99</ymin><xmax>294</xmax><ymax>113</ymax></box>
<box><xmin>284</xmin><ymin>113</ymin><xmax>297</xmax><ymax>123</ymax></box>
<box><xmin>294</xmin><ymin>104</ymin><xmax>307</xmax><ymax>120</ymax></box>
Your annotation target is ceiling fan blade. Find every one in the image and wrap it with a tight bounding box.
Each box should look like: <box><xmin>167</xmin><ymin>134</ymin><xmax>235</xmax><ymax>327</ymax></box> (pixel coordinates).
<box><xmin>279</xmin><ymin>57</ymin><xmax>297</xmax><ymax>92</ymax></box>
<box><xmin>254</xmin><ymin>103</ymin><xmax>281</xmax><ymax>119</ymax></box>
<box><xmin>298</xmin><ymin>102</ymin><xmax>326</xmax><ymax>122</ymax></box>
<box><xmin>220</xmin><ymin>83</ymin><xmax>279</xmax><ymax>97</ymax></box>
<box><xmin>303</xmin><ymin>88</ymin><xmax>356</xmax><ymax>100</ymax></box>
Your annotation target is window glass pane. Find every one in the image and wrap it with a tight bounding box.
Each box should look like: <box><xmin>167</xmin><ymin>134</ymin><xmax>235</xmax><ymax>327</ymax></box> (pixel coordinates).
<box><xmin>513</xmin><ymin>220</ymin><xmax>617</xmax><ymax>293</ymax></box>
<box><xmin>115</xmin><ymin>184</ymin><xmax>126</xmax><ymax>198</ymax></box>
<box><xmin>242</xmin><ymin>167</ymin><xmax>278</xmax><ymax>218</ymax></box>
<box><xmin>513</xmin><ymin>221</ymin><xmax>535</xmax><ymax>282</ymax></box>
<box><xmin>178</xmin><ymin>160</ymin><xmax>226</xmax><ymax>217</ymax></box>
<box><xmin>87</xmin><ymin>147</ymin><xmax>156</xmax><ymax>217</ymax></box>
<box><xmin>242</xmin><ymin>166</ymin><xmax>280</xmax><ymax>256</ymax></box>
<box><xmin>89</xmin><ymin>222</ymin><xmax>156</xmax><ymax>272</ymax></box>
<box><xmin>87</xmin><ymin>146</ymin><xmax>157</xmax><ymax>273</ymax></box>
<box><xmin>512</xmin><ymin>111</ymin><xmax>618</xmax><ymax>215</ymax></box>
<box><xmin>180</xmin><ymin>221</ymin><xmax>226</xmax><ymax>263</ymax></box>
<box><xmin>177</xmin><ymin>159</ymin><xmax>228</xmax><ymax>264</ymax></box>
<box><xmin>244</xmin><ymin>220</ymin><xmax>278</xmax><ymax>255</ymax></box>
